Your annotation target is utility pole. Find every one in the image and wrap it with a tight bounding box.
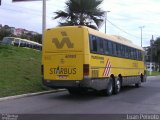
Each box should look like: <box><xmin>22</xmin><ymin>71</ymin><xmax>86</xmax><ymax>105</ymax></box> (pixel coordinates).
<box><xmin>42</xmin><ymin>0</ymin><xmax>46</xmax><ymax>44</ymax></box>
<box><xmin>139</xmin><ymin>26</ymin><xmax>145</xmax><ymax>47</ymax></box>
<box><xmin>105</xmin><ymin>11</ymin><xmax>110</xmax><ymax>34</ymax></box>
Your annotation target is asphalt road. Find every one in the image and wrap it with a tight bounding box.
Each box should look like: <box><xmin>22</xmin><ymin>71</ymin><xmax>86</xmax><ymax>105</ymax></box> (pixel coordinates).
<box><xmin>0</xmin><ymin>76</ymin><xmax>160</xmax><ymax>114</ymax></box>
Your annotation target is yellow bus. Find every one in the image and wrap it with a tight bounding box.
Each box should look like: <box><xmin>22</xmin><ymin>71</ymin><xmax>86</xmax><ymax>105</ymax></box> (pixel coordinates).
<box><xmin>42</xmin><ymin>26</ymin><xmax>146</xmax><ymax>95</ymax></box>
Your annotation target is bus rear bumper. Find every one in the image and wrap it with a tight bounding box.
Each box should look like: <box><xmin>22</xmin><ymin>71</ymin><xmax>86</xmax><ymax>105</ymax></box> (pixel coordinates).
<box><xmin>42</xmin><ymin>78</ymin><xmax>110</xmax><ymax>90</ymax></box>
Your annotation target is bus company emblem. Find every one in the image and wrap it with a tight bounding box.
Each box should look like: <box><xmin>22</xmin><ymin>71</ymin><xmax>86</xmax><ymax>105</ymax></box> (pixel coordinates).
<box><xmin>52</xmin><ymin>32</ymin><xmax>74</xmax><ymax>49</ymax></box>
<box><xmin>103</xmin><ymin>59</ymin><xmax>111</xmax><ymax>76</ymax></box>
<box><xmin>50</xmin><ymin>66</ymin><xmax>76</xmax><ymax>75</ymax></box>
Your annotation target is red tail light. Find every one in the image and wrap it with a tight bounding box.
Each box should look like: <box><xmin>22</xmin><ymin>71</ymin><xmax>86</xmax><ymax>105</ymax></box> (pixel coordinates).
<box><xmin>83</xmin><ymin>64</ymin><xmax>89</xmax><ymax>76</ymax></box>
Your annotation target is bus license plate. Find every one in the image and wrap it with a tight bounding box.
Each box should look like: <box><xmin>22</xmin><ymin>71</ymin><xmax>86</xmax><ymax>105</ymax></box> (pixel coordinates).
<box><xmin>59</xmin><ymin>75</ymin><xmax>67</xmax><ymax>79</ymax></box>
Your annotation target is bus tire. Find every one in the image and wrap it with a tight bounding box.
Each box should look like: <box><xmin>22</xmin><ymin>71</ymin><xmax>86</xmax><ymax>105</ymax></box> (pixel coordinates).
<box><xmin>135</xmin><ymin>76</ymin><xmax>141</xmax><ymax>88</ymax></box>
<box><xmin>113</xmin><ymin>77</ymin><xmax>121</xmax><ymax>94</ymax></box>
<box><xmin>103</xmin><ymin>78</ymin><xmax>113</xmax><ymax>96</ymax></box>
<box><xmin>135</xmin><ymin>82</ymin><xmax>141</xmax><ymax>88</ymax></box>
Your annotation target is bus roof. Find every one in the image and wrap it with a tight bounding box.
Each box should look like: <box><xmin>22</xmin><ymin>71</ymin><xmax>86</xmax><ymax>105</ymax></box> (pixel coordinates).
<box><xmin>85</xmin><ymin>26</ymin><xmax>144</xmax><ymax>51</ymax></box>
<box><xmin>46</xmin><ymin>26</ymin><xmax>144</xmax><ymax>51</ymax></box>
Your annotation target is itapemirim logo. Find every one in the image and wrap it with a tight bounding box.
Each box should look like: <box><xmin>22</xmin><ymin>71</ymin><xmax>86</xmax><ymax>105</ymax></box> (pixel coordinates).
<box><xmin>52</xmin><ymin>31</ymin><xmax>74</xmax><ymax>49</ymax></box>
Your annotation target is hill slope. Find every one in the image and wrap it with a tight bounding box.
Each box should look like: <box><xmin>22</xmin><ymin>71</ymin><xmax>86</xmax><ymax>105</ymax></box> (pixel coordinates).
<box><xmin>0</xmin><ymin>45</ymin><xmax>48</xmax><ymax>97</ymax></box>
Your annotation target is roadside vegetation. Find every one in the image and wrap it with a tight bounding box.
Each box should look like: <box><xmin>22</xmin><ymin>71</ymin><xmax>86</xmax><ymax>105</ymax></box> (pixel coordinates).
<box><xmin>0</xmin><ymin>44</ymin><xmax>49</xmax><ymax>97</ymax></box>
<box><xmin>147</xmin><ymin>71</ymin><xmax>160</xmax><ymax>76</ymax></box>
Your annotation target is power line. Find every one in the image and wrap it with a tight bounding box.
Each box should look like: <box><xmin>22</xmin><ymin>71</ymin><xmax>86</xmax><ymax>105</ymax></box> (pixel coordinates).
<box><xmin>1</xmin><ymin>1</ymin><xmax>158</xmax><ymax>39</ymax></box>
<box><xmin>4</xmin><ymin>3</ymin><xmax>42</xmax><ymax>13</ymax></box>
<box><xmin>1</xmin><ymin>1</ymin><xmax>67</xmax><ymax>19</ymax></box>
<box><xmin>3</xmin><ymin>2</ymin><xmax>64</xmax><ymax>13</ymax></box>
<box><xmin>106</xmin><ymin>19</ymin><xmax>141</xmax><ymax>39</ymax></box>
<box><xmin>106</xmin><ymin>19</ymin><xmax>157</xmax><ymax>40</ymax></box>
<box><xmin>0</xmin><ymin>7</ymin><xmax>55</xmax><ymax>18</ymax></box>
<box><xmin>0</xmin><ymin>7</ymin><xmax>42</xmax><ymax>16</ymax></box>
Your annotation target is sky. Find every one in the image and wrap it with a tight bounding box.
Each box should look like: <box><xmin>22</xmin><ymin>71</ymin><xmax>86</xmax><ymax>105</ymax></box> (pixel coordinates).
<box><xmin>0</xmin><ymin>0</ymin><xmax>160</xmax><ymax>47</ymax></box>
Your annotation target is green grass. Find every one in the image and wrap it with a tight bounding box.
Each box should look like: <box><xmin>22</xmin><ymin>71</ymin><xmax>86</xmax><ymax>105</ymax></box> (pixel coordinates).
<box><xmin>147</xmin><ymin>71</ymin><xmax>160</xmax><ymax>76</ymax></box>
<box><xmin>0</xmin><ymin>44</ymin><xmax>49</xmax><ymax>97</ymax></box>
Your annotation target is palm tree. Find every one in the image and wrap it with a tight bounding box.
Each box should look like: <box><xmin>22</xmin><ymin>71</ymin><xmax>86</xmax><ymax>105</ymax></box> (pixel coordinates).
<box><xmin>54</xmin><ymin>0</ymin><xmax>106</xmax><ymax>30</ymax></box>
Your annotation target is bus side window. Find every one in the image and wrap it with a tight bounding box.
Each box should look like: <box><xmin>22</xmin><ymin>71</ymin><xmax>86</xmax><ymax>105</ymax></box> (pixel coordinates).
<box><xmin>112</xmin><ymin>42</ymin><xmax>117</xmax><ymax>56</ymax></box>
<box><xmin>138</xmin><ymin>50</ymin><xmax>141</xmax><ymax>60</ymax></box>
<box><xmin>140</xmin><ymin>51</ymin><xmax>143</xmax><ymax>61</ymax></box>
<box><xmin>90</xmin><ymin>35</ymin><xmax>98</xmax><ymax>53</ymax></box>
<box><xmin>132</xmin><ymin>48</ymin><xmax>135</xmax><ymax>59</ymax></box>
<box><xmin>14</xmin><ymin>39</ymin><xmax>19</xmax><ymax>46</ymax></box>
<box><xmin>97</xmin><ymin>37</ymin><xmax>104</xmax><ymax>54</ymax></box>
<box><xmin>125</xmin><ymin>46</ymin><xmax>129</xmax><ymax>58</ymax></box>
<box><xmin>127</xmin><ymin>47</ymin><xmax>130</xmax><ymax>59</ymax></box>
<box><xmin>108</xmin><ymin>41</ymin><xmax>113</xmax><ymax>55</ymax></box>
<box><xmin>116</xmin><ymin>44</ymin><xmax>121</xmax><ymax>57</ymax></box>
<box><xmin>134</xmin><ymin>49</ymin><xmax>137</xmax><ymax>60</ymax></box>
<box><xmin>104</xmin><ymin>40</ymin><xmax>109</xmax><ymax>55</ymax></box>
<box><xmin>129</xmin><ymin>47</ymin><xmax>131</xmax><ymax>59</ymax></box>
<box><xmin>121</xmin><ymin>45</ymin><xmax>125</xmax><ymax>57</ymax></box>
<box><xmin>130</xmin><ymin>47</ymin><xmax>132</xmax><ymax>59</ymax></box>
<box><xmin>26</xmin><ymin>43</ymin><xmax>29</xmax><ymax>47</ymax></box>
<box><xmin>135</xmin><ymin>49</ymin><xmax>138</xmax><ymax>60</ymax></box>
<box><xmin>2</xmin><ymin>37</ymin><xmax>15</xmax><ymax>45</ymax></box>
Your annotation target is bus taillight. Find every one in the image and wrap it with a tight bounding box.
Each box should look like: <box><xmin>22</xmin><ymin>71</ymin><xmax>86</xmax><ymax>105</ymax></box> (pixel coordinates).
<box><xmin>83</xmin><ymin>64</ymin><xmax>89</xmax><ymax>78</ymax></box>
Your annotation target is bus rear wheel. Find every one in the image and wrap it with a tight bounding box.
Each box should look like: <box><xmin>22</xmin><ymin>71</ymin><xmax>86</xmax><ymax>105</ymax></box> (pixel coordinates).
<box><xmin>102</xmin><ymin>78</ymin><xmax>113</xmax><ymax>96</ymax></box>
<box><xmin>135</xmin><ymin>82</ymin><xmax>141</xmax><ymax>88</ymax></box>
<box><xmin>135</xmin><ymin>76</ymin><xmax>142</xmax><ymax>88</ymax></box>
<box><xmin>113</xmin><ymin>77</ymin><xmax>121</xmax><ymax>94</ymax></box>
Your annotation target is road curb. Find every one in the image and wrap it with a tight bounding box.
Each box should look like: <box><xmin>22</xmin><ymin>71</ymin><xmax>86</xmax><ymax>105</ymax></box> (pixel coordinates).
<box><xmin>147</xmin><ymin>76</ymin><xmax>158</xmax><ymax>79</ymax></box>
<box><xmin>0</xmin><ymin>89</ymin><xmax>66</xmax><ymax>102</ymax></box>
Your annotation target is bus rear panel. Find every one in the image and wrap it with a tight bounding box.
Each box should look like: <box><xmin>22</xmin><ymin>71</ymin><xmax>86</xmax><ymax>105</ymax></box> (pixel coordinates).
<box><xmin>42</xmin><ymin>26</ymin><xmax>90</xmax><ymax>88</ymax></box>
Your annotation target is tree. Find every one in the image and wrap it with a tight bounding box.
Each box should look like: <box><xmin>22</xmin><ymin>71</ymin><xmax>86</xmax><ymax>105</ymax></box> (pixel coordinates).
<box><xmin>53</xmin><ymin>0</ymin><xmax>106</xmax><ymax>30</ymax></box>
<box><xmin>0</xmin><ymin>28</ymin><xmax>13</xmax><ymax>41</ymax></box>
<box><xmin>154</xmin><ymin>37</ymin><xmax>160</xmax><ymax>69</ymax></box>
<box><xmin>150</xmin><ymin>37</ymin><xmax>160</xmax><ymax>71</ymax></box>
<box><xmin>30</xmin><ymin>34</ymin><xmax>42</xmax><ymax>44</ymax></box>
<box><xmin>20</xmin><ymin>34</ymin><xmax>29</xmax><ymax>40</ymax></box>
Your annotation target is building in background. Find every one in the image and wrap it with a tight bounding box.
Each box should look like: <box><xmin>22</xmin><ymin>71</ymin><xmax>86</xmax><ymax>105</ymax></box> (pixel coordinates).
<box><xmin>0</xmin><ymin>24</ymin><xmax>39</xmax><ymax>36</ymax></box>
